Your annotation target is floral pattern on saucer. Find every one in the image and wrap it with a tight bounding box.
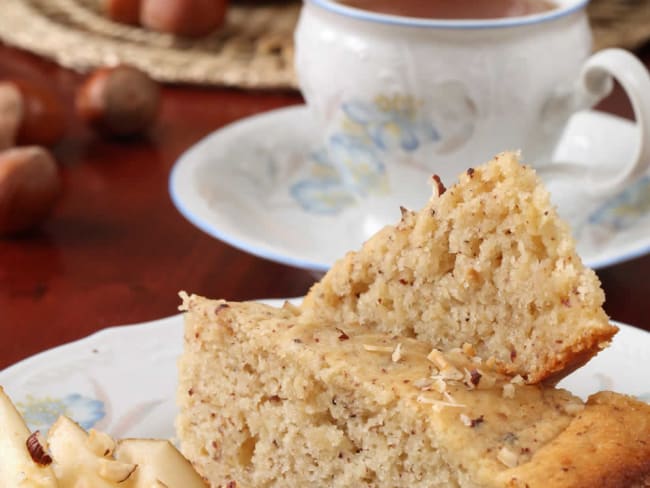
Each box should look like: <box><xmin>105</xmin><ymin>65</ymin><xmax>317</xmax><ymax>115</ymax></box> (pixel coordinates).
<box><xmin>17</xmin><ymin>393</ymin><xmax>105</xmax><ymax>433</ymax></box>
<box><xmin>568</xmin><ymin>174</ymin><xmax>650</xmax><ymax>264</ymax></box>
<box><xmin>588</xmin><ymin>174</ymin><xmax>650</xmax><ymax>231</ymax></box>
<box><xmin>290</xmin><ymin>137</ymin><xmax>389</xmax><ymax>214</ymax></box>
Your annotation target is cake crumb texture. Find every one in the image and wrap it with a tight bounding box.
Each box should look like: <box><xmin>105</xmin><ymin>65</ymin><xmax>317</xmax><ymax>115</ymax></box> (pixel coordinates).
<box><xmin>177</xmin><ymin>296</ymin><xmax>650</xmax><ymax>488</ymax></box>
<box><xmin>300</xmin><ymin>152</ymin><xmax>617</xmax><ymax>383</ymax></box>
<box><xmin>176</xmin><ymin>152</ymin><xmax>647</xmax><ymax>488</ymax></box>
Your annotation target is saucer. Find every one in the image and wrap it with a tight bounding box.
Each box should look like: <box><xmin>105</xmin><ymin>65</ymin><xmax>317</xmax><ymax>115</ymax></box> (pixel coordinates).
<box><xmin>169</xmin><ymin>106</ymin><xmax>650</xmax><ymax>272</ymax></box>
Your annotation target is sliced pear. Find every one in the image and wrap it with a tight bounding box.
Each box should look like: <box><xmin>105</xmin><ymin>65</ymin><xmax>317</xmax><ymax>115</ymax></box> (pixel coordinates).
<box><xmin>87</xmin><ymin>429</ymin><xmax>116</xmax><ymax>458</ymax></box>
<box><xmin>115</xmin><ymin>438</ymin><xmax>206</xmax><ymax>487</ymax></box>
<box><xmin>0</xmin><ymin>386</ymin><xmax>58</xmax><ymax>487</ymax></box>
<box><xmin>97</xmin><ymin>457</ymin><xmax>138</xmax><ymax>483</ymax></box>
<box><xmin>1</xmin><ymin>388</ymin><xmax>204</xmax><ymax>487</ymax></box>
<box><xmin>47</xmin><ymin>416</ymin><xmax>137</xmax><ymax>487</ymax></box>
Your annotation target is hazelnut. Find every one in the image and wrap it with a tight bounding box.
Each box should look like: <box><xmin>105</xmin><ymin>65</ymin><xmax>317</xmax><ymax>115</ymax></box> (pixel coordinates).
<box><xmin>0</xmin><ymin>82</ymin><xmax>23</xmax><ymax>150</ymax></box>
<box><xmin>104</xmin><ymin>0</ymin><xmax>141</xmax><ymax>25</ymax></box>
<box><xmin>0</xmin><ymin>146</ymin><xmax>61</xmax><ymax>236</ymax></box>
<box><xmin>76</xmin><ymin>65</ymin><xmax>160</xmax><ymax>137</ymax></box>
<box><xmin>0</xmin><ymin>79</ymin><xmax>67</xmax><ymax>147</ymax></box>
<box><xmin>140</xmin><ymin>0</ymin><xmax>228</xmax><ymax>37</ymax></box>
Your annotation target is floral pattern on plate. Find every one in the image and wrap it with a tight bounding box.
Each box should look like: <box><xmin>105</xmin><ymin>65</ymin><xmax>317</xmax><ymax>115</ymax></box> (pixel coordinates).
<box><xmin>17</xmin><ymin>393</ymin><xmax>105</xmax><ymax>433</ymax></box>
<box><xmin>0</xmin><ymin>315</ymin><xmax>182</xmax><ymax>440</ymax></box>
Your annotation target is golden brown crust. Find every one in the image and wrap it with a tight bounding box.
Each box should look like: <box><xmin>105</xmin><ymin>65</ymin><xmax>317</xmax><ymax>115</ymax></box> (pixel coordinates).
<box><xmin>539</xmin><ymin>328</ymin><xmax>619</xmax><ymax>387</ymax></box>
<box><xmin>500</xmin><ymin>392</ymin><xmax>650</xmax><ymax>488</ymax></box>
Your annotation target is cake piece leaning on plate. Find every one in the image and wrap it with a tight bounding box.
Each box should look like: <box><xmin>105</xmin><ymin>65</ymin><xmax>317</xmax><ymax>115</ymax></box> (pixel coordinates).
<box><xmin>176</xmin><ymin>295</ymin><xmax>650</xmax><ymax>488</ymax></box>
<box><xmin>300</xmin><ymin>151</ymin><xmax>617</xmax><ymax>384</ymax></box>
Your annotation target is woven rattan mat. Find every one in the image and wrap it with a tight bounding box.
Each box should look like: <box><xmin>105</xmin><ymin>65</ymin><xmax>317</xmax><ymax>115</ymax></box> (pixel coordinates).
<box><xmin>0</xmin><ymin>0</ymin><xmax>648</xmax><ymax>90</ymax></box>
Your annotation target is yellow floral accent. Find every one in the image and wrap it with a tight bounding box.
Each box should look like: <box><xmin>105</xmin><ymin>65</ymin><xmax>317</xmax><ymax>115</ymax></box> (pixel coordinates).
<box><xmin>310</xmin><ymin>164</ymin><xmax>338</xmax><ymax>179</ymax></box>
<box><xmin>341</xmin><ymin>117</ymin><xmax>369</xmax><ymax>138</ymax></box>
<box><xmin>373</xmin><ymin>94</ymin><xmax>422</xmax><ymax>120</ymax></box>
<box><xmin>610</xmin><ymin>191</ymin><xmax>650</xmax><ymax>218</ymax></box>
<box><xmin>17</xmin><ymin>395</ymin><xmax>68</xmax><ymax>426</ymax></box>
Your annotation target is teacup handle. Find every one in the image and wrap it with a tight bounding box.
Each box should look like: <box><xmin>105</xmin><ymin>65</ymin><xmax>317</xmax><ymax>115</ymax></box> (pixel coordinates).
<box><xmin>542</xmin><ymin>48</ymin><xmax>650</xmax><ymax>196</ymax></box>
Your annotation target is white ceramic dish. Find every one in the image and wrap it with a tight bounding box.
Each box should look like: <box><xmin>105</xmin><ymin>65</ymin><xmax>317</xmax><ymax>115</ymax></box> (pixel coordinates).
<box><xmin>170</xmin><ymin>106</ymin><xmax>650</xmax><ymax>273</ymax></box>
<box><xmin>0</xmin><ymin>298</ymin><xmax>648</xmax><ymax>440</ymax></box>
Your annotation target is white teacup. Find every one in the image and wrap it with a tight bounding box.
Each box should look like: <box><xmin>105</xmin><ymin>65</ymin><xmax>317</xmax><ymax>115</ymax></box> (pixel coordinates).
<box><xmin>295</xmin><ymin>0</ymin><xmax>650</xmax><ymax>200</ymax></box>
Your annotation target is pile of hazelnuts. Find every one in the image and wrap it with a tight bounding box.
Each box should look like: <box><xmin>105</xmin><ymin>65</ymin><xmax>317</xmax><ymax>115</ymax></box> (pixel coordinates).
<box><xmin>106</xmin><ymin>0</ymin><xmax>229</xmax><ymax>37</ymax></box>
<box><xmin>0</xmin><ymin>1</ymin><xmax>230</xmax><ymax>237</ymax></box>
<box><xmin>0</xmin><ymin>65</ymin><xmax>160</xmax><ymax>236</ymax></box>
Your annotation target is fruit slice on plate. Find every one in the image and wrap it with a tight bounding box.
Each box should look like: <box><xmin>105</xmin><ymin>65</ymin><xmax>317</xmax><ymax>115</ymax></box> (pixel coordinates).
<box><xmin>115</xmin><ymin>438</ymin><xmax>206</xmax><ymax>487</ymax></box>
<box><xmin>0</xmin><ymin>386</ymin><xmax>58</xmax><ymax>487</ymax></box>
<box><xmin>0</xmin><ymin>386</ymin><xmax>207</xmax><ymax>487</ymax></box>
<box><xmin>47</xmin><ymin>416</ymin><xmax>137</xmax><ymax>487</ymax></box>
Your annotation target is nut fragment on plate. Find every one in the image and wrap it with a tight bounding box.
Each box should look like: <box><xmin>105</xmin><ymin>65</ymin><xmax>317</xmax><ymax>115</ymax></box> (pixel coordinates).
<box><xmin>0</xmin><ymin>386</ymin><xmax>58</xmax><ymax>487</ymax></box>
<box><xmin>26</xmin><ymin>431</ymin><xmax>53</xmax><ymax>466</ymax></box>
<box><xmin>0</xmin><ymin>386</ymin><xmax>207</xmax><ymax>487</ymax></box>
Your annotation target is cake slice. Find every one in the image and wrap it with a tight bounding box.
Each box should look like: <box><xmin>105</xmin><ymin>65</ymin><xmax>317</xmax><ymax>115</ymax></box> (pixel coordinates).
<box><xmin>300</xmin><ymin>152</ymin><xmax>616</xmax><ymax>383</ymax></box>
<box><xmin>176</xmin><ymin>295</ymin><xmax>650</xmax><ymax>488</ymax></box>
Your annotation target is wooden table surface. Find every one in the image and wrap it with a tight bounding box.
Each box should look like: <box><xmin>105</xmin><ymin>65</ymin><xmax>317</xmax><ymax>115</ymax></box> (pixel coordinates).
<box><xmin>1</xmin><ymin>42</ymin><xmax>649</xmax><ymax>371</ymax></box>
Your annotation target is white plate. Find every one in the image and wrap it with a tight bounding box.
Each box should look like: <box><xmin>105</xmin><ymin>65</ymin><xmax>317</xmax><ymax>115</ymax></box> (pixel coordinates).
<box><xmin>170</xmin><ymin>106</ymin><xmax>650</xmax><ymax>272</ymax></box>
<box><xmin>0</xmin><ymin>298</ymin><xmax>648</xmax><ymax>440</ymax></box>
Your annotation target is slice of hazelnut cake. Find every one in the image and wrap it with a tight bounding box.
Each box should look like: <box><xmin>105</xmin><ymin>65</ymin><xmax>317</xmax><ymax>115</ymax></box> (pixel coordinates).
<box><xmin>299</xmin><ymin>152</ymin><xmax>616</xmax><ymax>384</ymax></box>
<box><xmin>176</xmin><ymin>294</ymin><xmax>650</xmax><ymax>488</ymax></box>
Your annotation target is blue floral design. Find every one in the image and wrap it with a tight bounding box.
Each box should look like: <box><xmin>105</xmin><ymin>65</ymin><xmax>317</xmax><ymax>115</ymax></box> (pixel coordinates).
<box><xmin>290</xmin><ymin>179</ymin><xmax>357</xmax><ymax>214</ymax></box>
<box><xmin>291</xmin><ymin>94</ymin><xmax>438</xmax><ymax>215</ymax></box>
<box><xmin>290</xmin><ymin>133</ymin><xmax>390</xmax><ymax>214</ymax></box>
<box><xmin>342</xmin><ymin>99</ymin><xmax>439</xmax><ymax>152</ymax></box>
<box><xmin>588</xmin><ymin>175</ymin><xmax>650</xmax><ymax>231</ymax></box>
<box><xmin>327</xmin><ymin>134</ymin><xmax>386</xmax><ymax>193</ymax></box>
<box><xmin>17</xmin><ymin>394</ymin><xmax>105</xmax><ymax>433</ymax></box>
